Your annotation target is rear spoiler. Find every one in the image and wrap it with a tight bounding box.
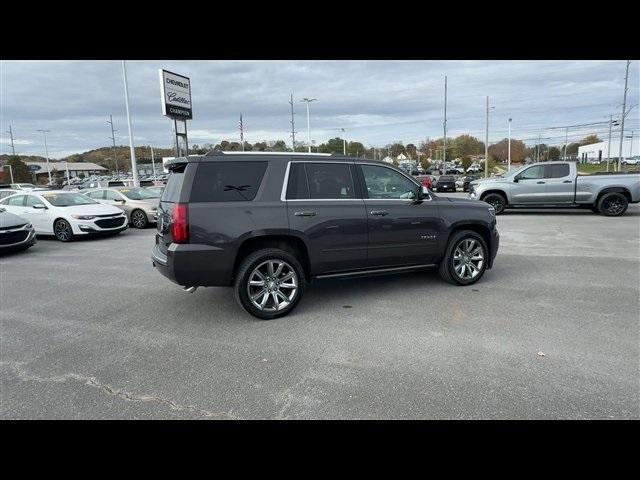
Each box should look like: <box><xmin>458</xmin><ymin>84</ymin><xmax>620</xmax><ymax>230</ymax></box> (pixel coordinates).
<box><xmin>164</xmin><ymin>157</ymin><xmax>189</xmax><ymax>172</ymax></box>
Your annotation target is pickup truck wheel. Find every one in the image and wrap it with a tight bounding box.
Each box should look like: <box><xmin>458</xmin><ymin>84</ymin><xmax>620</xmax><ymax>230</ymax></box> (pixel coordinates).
<box><xmin>234</xmin><ymin>248</ymin><xmax>305</xmax><ymax>320</ymax></box>
<box><xmin>439</xmin><ymin>230</ymin><xmax>488</xmax><ymax>286</ymax></box>
<box><xmin>598</xmin><ymin>192</ymin><xmax>628</xmax><ymax>217</ymax></box>
<box><xmin>482</xmin><ymin>193</ymin><xmax>506</xmax><ymax>214</ymax></box>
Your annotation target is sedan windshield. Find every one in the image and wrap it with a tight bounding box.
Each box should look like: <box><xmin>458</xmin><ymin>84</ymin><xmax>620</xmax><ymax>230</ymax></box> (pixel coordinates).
<box><xmin>40</xmin><ymin>192</ymin><xmax>98</xmax><ymax>207</ymax></box>
<box><xmin>118</xmin><ymin>187</ymin><xmax>160</xmax><ymax>200</ymax></box>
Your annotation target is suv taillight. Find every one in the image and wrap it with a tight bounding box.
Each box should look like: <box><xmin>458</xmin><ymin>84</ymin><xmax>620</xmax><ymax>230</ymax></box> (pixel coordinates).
<box><xmin>171</xmin><ymin>203</ymin><xmax>189</xmax><ymax>244</ymax></box>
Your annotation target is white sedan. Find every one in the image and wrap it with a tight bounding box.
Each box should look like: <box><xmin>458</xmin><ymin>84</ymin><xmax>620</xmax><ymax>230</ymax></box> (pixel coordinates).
<box><xmin>0</xmin><ymin>190</ymin><xmax>128</xmax><ymax>242</ymax></box>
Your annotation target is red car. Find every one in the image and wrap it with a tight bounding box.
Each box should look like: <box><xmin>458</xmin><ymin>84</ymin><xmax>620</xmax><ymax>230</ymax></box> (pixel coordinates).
<box><xmin>416</xmin><ymin>175</ymin><xmax>433</xmax><ymax>190</ymax></box>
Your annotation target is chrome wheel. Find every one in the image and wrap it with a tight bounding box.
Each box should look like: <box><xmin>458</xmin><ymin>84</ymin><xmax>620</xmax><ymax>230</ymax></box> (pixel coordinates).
<box><xmin>452</xmin><ymin>238</ymin><xmax>485</xmax><ymax>280</ymax></box>
<box><xmin>131</xmin><ymin>210</ymin><xmax>147</xmax><ymax>228</ymax></box>
<box><xmin>54</xmin><ymin>220</ymin><xmax>72</xmax><ymax>241</ymax></box>
<box><xmin>247</xmin><ymin>260</ymin><xmax>298</xmax><ymax>312</ymax></box>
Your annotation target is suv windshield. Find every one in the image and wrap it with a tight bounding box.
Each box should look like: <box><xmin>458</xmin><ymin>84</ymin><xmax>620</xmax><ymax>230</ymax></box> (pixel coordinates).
<box><xmin>40</xmin><ymin>192</ymin><xmax>98</xmax><ymax>207</ymax></box>
<box><xmin>117</xmin><ymin>187</ymin><xmax>160</xmax><ymax>200</ymax></box>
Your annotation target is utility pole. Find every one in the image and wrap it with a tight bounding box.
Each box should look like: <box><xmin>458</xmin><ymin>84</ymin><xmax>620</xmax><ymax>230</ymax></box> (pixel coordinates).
<box><xmin>36</xmin><ymin>129</ymin><xmax>52</xmax><ymax>184</ymax></box>
<box><xmin>107</xmin><ymin>115</ymin><xmax>119</xmax><ymax>175</ymax></box>
<box><xmin>536</xmin><ymin>133</ymin><xmax>541</xmax><ymax>162</ymax></box>
<box><xmin>300</xmin><ymin>98</ymin><xmax>316</xmax><ymax>153</ymax></box>
<box><xmin>341</xmin><ymin>128</ymin><xmax>346</xmax><ymax>155</ymax></box>
<box><xmin>6</xmin><ymin>125</ymin><xmax>16</xmax><ymax>156</ymax></box>
<box><xmin>607</xmin><ymin>114</ymin><xmax>614</xmax><ymax>172</ymax></box>
<box><xmin>564</xmin><ymin>127</ymin><xmax>569</xmax><ymax>160</ymax></box>
<box><xmin>443</xmin><ymin>76</ymin><xmax>447</xmax><ymax>167</ymax></box>
<box><xmin>289</xmin><ymin>93</ymin><xmax>296</xmax><ymax>151</ymax></box>
<box><xmin>484</xmin><ymin>96</ymin><xmax>489</xmax><ymax>178</ymax></box>
<box><xmin>508</xmin><ymin>118</ymin><xmax>512</xmax><ymax>170</ymax></box>
<box><xmin>121</xmin><ymin>60</ymin><xmax>139</xmax><ymax>187</ymax></box>
<box><xmin>617</xmin><ymin>60</ymin><xmax>630</xmax><ymax>172</ymax></box>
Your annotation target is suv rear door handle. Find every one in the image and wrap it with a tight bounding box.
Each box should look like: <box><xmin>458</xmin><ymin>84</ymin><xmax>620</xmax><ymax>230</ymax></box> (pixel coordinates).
<box><xmin>370</xmin><ymin>210</ymin><xmax>389</xmax><ymax>216</ymax></box>
<box><xmin>562</xmin><ymin>180</ymin><xmax>572</xmax><ymax>183</ymax></box>
<box><xmin>536</xmin><ymin>181</ymin><xmax>545</xmax><ymax>184</ymax></box>
<box><xmin>294</xmin><ymin>211</ymin><xmax>316</xmax><ymax>217</ymax></box>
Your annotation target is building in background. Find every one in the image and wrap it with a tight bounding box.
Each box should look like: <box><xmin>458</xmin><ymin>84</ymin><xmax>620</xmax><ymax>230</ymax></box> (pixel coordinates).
<box><xmin>24</xmin><ymin>161</ymin><xmax>107</xmax><ymax>183</ymax></box>
<box><xmin>577</xmin><ymin>138</ymin><xmax>638</xmax><ymax>163</ymax></box>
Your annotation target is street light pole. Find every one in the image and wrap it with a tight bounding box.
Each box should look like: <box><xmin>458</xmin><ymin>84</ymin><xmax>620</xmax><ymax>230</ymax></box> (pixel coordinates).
<box><xmin>107</xmin><ymin>115</ymin><xmax>119</xmax><ymax>175</ymax></box>
<box><xmin>508</xmin><ymin>118</ymin><xmax>512</xmax><ymax>171</ymax></box>
<box><xmin>484</xmin><ymin>96</ymin><xmax>489</xmax><ymax>178</ymax></box>
<box><xmin>3</xmin><ymin>165</ymin><xmax>14</xmax><ymax>183</ymax></box>
<box><xmin>121</xmin><ymin>60</ymin><xmax>140</xmax><ymax>187</ymax></box>
<box><xmin>37</xmin><ymin>129</ymin><xmax>52</xmax><ymax>184</ymax></box>
<box><xmin>341</xmin><ymin>128</ymin><xmax>346</xmax><ymax>155</ymax></box>
<box><xmin>150</xmin><ymin>146</ymin><xmax>157</xmax><ymax>180</ymax></box>
<box><xmin>443</xmin><ymin>75</ymin><xmax>447</xmax><ymax>166</ymax></box>
<box><xmin>300</xmin><ymin>98</ymin><xmax>316</xmax><ymax>153</ymax></box>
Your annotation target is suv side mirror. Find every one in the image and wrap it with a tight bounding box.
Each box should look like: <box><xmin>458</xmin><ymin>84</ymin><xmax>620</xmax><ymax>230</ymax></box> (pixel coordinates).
<box><xmin>513</xmin><ymin>175</ymin><xmax>520</xmax><ymax>183</ymax></box>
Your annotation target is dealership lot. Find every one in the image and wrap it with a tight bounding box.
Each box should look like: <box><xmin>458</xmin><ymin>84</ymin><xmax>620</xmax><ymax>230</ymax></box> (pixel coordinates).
<box><xmin>1</xmin><ymin>195</ymin><xmax>638</xmax><ymax>419</ymax></box>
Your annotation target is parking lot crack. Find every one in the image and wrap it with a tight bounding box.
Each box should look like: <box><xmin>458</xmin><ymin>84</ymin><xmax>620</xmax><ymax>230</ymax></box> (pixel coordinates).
<box><xmin>1</xmin><ymin>361</ymin><xmax>239</xmax><ymax>420</ymax></box>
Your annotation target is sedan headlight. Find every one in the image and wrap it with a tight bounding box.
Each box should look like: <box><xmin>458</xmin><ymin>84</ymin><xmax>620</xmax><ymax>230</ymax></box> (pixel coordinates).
<box><xmin>71</xmin><ymin>215</ymin><xmax>96</xmax><ymax>220</ymax></box>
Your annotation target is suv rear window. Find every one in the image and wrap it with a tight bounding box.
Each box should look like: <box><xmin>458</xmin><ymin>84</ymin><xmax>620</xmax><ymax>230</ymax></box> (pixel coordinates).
<box><xmin>286</xmin><ymin>163</ymin><xmax>310</xmax><ymax>199</ymax></box>
<box><xmin>190</xmin><ymin>161</ymin><xmax>268</xmax><ymax>202</ymax></box>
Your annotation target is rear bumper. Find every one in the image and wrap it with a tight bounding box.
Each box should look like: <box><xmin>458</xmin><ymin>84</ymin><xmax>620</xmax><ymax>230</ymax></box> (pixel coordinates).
<box><xmin>151</xmin><ymin>239</ymin><xmax>234</xmax><ymax>287</ymax></box>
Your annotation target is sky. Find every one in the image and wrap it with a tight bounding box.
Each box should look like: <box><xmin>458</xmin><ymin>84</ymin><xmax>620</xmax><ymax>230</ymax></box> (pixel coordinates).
<box><xmin>1</xmin><ymin>60</ymin><xmax>638</xmax><ymax>159</ymax></box>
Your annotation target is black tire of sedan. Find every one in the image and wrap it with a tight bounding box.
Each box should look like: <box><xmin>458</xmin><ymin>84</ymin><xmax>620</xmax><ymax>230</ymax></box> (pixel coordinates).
<box><xmin>131</xmin><ymin>209</ymin><xmax>148</xmax><ymax>229</ymax></box>
<box><xmin>439</xmin><ymin>230</ymin><xmax>489</xmax><ymax>286</ymax></box>
<box><xmin>482</xmin><ymin>193</ymin><xmax>506</xmax><ymax>215</ymax></box>
<box><xmin>54</xmin><ymin>219</ymin><xmax>74</xmax><ymax>242</ymax></box>
<box><xmin>598</xmin><ymin>192</ymin><xmax>628</xmax><ymax>217</ymax></box>
<box><xmin>234</xmin><ymin>248</ymin><xmax>305</xmax><ymax>320</ymax></box>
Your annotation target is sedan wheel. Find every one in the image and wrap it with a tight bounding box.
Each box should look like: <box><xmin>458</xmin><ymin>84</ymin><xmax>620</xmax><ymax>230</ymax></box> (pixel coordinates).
<box><xmin>131</xmin><ymin>209</ymin><xmax>148</xmax><ymax>229</ymax></box>
<box><xmin>54</xmin><ymin>219</ymin><xmax>74</xmax><ymax>242</ymax></box>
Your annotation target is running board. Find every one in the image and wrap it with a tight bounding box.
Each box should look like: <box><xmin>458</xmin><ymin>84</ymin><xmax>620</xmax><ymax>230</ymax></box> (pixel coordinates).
<box><xmin>314</xmin><ymin>264</ymin><xmax>437</xmax><ymax>280</ymax></box>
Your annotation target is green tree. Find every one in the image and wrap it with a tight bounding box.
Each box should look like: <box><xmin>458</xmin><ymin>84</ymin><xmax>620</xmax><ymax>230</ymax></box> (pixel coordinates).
<box><xmin>5</xmin><ymin>156</ymin><xmax>32</xmax><ymax>183</ymax></box>
<box><xmin>406</xmin><ymin>143</ymin><xmax>417</xmax><ymax>159</ymax></box>
<box><xmin>451</xmin><ymin>135</ymin><xmax>485</xmax><ymax>159</ymax></box>
<box><xmin>389</xmin><ymin>142</ymin><xmax>406</xmax><ymax>158</ymax></box>
<box><xmin>347</xmin><ymin>141</ymin><xmax>365</xmax><ymax>157</ymax></box>
<box><xmin>488</xmin><ymin>138</ymin><xmax>526</xmax><ymax>164</ymax></box>
<box><xmin>580</xmin><ymin>135</ymin><xmax>601</xmax><ymax>146</ymax></box>
<box><xmin>319</xmin><ymin>137</ymin><xmax>345</xmax><ymax>154</ymax></box>
<box><xmin>460</xmin><ymin>156</ymin><xmax>472</xmax><ymax>170</ymax></box>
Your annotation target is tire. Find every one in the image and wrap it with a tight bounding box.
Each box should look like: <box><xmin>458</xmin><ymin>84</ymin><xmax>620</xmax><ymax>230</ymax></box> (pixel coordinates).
<box><xmin>234</xmin><ymin>248</ymin><xmax>305</xmax><ymax>320</ymax></box>
<box><xmin>482</xmin><ymin>193</ymin><xmax>507</xmax><ymax>214</ymax></box>
<box><xmin>54</xmin><ymin>219</ymin><xmax>74</xmax><ymax>242</ymax></box>
<box><xmin>439</xmin><ymin>230</ymin><xmax>489</xmax><ymax>286</ymax></box>
<box><xmin>598</xmin><ymin>192</ymin><xmax>628</xmax><ymax>217</ymax></box>
<box><xmin>130</xmin><ymin>209</ymin><xmax>148</xmax><ymax>229</ymax></box>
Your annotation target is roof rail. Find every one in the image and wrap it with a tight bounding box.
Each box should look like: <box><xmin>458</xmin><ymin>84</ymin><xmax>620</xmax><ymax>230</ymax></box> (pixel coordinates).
<box><xmin>204</xmin><ymin>150</ymin><xmax>333</xmax><ymax>157</ymax></box>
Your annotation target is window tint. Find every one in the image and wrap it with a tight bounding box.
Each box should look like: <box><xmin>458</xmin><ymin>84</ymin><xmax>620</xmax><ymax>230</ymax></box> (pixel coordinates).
<box><xmin>519</xmin><ymin>165</ymin><xmax>545</xmax><ymax>179</ymax></box>
<box><xmin>190</xmin><ymin>161</ymin><xmax>268</xmax><ymax>202</ymax></box>
<box><xmin>162</xmin><ymin>171</ymin><xmax>185</xmax><ymax>202</ymax></box>
<box><xmin>25</xmin><ymin>195</ymin><xmax>45</xmax><ymax>207</ymax></box>
<box><xmin>105</xmin><ymin>190</ymin><xmax>122</xmax><ymax>201</ymax></box>
<box><xmin>545</xmin><ymin>164</ymin><xmax>570</xmax><ymax>178</ymax></box>
<box><xmin>361</xmin><ymin>165</ymin><xmax>417</xmax><ymax>199</ymax></box>
<box><xmin>286</xmin><ymin>163</ymin><xmax>310</xmax><ymax>199</ymax></box>
<box><xmin>5</xmin><ymin>195</ymin><xmax>25</xmax><ymax>206</ymax></box>
<box><xmin>305</xmin><ymin>163</ymin><xmax>355</xmax><ymax>199</ymax></box>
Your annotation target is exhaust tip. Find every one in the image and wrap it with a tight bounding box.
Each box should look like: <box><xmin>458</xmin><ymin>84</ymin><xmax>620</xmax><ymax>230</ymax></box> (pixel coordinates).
<box><xmin>183</xmin><ymin>286</ymin><xmax>197</xmax><ymax>293</ymax></box>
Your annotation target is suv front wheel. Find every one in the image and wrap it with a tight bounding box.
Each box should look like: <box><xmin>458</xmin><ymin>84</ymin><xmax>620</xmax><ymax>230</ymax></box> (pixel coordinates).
<box><xmin>234</xmin><ymin>248</ymin><xmax>305</xmax><ymax>320</ymax></box>
<box><xmin>439</xmin><ymin>230</ymin><xmax>489</xmax><ymax>285</ymax></box>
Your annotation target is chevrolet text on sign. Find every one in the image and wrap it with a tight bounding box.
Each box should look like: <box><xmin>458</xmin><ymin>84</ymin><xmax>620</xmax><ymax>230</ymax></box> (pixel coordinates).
<box><xmin>159</xmin><ymin>69</ymin><xmax>193</xmax><ymax>119</ymax></box>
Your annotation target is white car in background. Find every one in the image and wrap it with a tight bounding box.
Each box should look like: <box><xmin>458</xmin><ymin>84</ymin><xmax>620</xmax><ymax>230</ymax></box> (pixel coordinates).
<box><xmin>0</xmin><ymin>190</ymin><xmax>128</xmax><ymax>242</ymax></box>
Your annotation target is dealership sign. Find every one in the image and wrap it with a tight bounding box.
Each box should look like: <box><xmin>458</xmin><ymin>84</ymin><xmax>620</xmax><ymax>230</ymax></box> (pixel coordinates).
<box><xmin>28</xmin><ymin>165</ymin><xmax>41</xmax><ymax>172</ymax></box>
<box><xmin>159</xmin><ymin>69</ymin><xmax>193</xmax><ymax>119</ymax></box>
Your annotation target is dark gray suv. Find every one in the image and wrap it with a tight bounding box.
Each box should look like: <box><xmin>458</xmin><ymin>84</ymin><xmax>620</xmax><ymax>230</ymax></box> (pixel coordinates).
<box><xmin>152</xmin><ymin>152</ymin><xmax>499</xmax><ymax>319</ymax></box>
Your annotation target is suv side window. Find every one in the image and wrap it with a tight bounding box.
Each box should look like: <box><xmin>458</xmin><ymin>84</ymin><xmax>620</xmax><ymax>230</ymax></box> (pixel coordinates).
<box><xmin>519</xmin><ymin>165</ymin><xmax>545</xmax><ymax>180</ymax></box>
<box><xmin>361</xmin><ymin>165</ymin><xmax>417</xmax><ymax>199</ymax></box>
<box><xmin>545</xmin><ymin>164</ymin><xmax>570</xmax><ymax>178</ymax></box>
<box><xmin>305</xmin><ymin>163</ymin><xmax>355</xmax><ymax>199</ymax></box>
<box><xmin>190</xmin><ymin>161</ymin><xmax>268</xmax><ymax>202</ymax></box>
<box><xmin>286</xmin><ymin>163</ymin><xmax>310</xmax><ymax>199</ymax></box>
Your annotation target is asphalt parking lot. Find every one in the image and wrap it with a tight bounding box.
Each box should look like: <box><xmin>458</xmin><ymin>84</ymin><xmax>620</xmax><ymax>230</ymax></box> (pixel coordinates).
<box><xmin>1</xmin><ymin>194</ymin><xmax>639</xmax><ymax>419</ymax></box>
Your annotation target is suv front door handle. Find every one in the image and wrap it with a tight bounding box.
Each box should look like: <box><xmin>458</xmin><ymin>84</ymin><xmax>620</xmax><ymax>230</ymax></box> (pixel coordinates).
<box><xmin>562</xmin><ymin>180</ymin><xmax>572</xmax><ymax>183</ymax></box>
<box><xmin>370</xmin><ymin>210</ymin><xmax>389</xmax><ymax>216</ymax></box>
<box><xmin>536</xmin><ymin>181</ymin><xmax>546</xmax><ymax>184</ymax></box>
<box><xmin>294</xmin><ymin>211</ymin><xmax>316</xmax><ymax>217</ymax></box>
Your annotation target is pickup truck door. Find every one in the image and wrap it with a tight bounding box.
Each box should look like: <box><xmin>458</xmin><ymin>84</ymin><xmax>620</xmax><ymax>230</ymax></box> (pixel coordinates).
<box><xmin>512</xmin><ymin>164</ymin><xmax>547</xmax><ymax>204</ymax></box>
<box><xmin>543</xmin><ymin>163</ymin><xmax>574</xmax><ymax>204</ymax></box>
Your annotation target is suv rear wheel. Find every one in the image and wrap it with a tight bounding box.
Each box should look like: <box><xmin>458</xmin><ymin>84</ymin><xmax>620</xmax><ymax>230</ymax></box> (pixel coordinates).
<box><xmin>439</xmin><ymin>230</ymin><xmax>489</xmax><ymax>285</ymax></box>
<box><xmin>234</xmin><ymin>248</ymin><xmax>305</xmax><ymax>320</ymax></box>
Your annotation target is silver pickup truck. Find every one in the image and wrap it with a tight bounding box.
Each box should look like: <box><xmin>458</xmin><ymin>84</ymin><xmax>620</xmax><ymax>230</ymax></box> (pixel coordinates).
<box><xmin>468</xmin><ymin>161</ymin><xmax>640</xmax><ymax>216</ymax></box>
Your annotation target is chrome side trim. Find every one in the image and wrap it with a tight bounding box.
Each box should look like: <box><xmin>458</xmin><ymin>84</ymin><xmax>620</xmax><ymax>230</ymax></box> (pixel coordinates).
<box><xmin>315</xmin><ymin>263</ymin><xmax>437</xmax><ymax>279</ymax></box>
